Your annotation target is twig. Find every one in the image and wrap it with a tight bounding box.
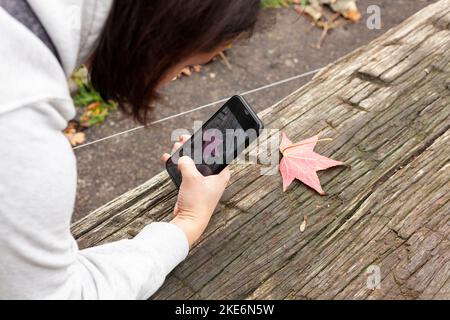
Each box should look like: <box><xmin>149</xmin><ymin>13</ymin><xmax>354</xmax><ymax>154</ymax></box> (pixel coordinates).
<box><xmin>220</xmin><ymin>52</ymin><xmax>233</xmax><ymax>70</ymax></box>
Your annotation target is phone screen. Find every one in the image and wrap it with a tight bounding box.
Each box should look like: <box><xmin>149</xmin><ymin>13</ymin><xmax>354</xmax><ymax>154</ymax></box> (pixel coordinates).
<box><xmin>166</xmin><ymin>96</ymin><xmax>263</xmax><ymax>188</ymax></box>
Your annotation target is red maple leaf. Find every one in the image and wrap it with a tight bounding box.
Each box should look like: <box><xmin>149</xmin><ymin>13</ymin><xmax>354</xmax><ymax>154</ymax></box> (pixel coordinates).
<box><xmin>279</xmin><ymin>133</ymin><xmax>344</xmax><ymax>195</ymax></box>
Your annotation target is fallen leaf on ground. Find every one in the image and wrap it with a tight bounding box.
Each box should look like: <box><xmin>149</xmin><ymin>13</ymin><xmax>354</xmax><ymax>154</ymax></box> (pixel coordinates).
<box><xmin>177</xmin><ymin>65</ymin><xmax>203</xmax><ymax>79</ymax></box>
<box><xmin>63</xmin><ymin>121</ymin><xmax>86</xmax><ymax>147</ymax></box>
<box><xmin>300</xmin><ymin>216</ymin><xmax>308</xmax><ymax>232</ymax></box>
<box><xmin>193</xmin><ymin>65</ymin><xmax>202</xmax><ymax>73</ymax></box>
<box><xmin>295</xmin><ymin>0</ymin><xmax>361</xmax><ymax>22</ymax></box>
<box><xmin>80</xmin><ymin>102</ymin><xmax>111</xmax><ymax>127</ymax></box>
<box><xmin>279</xmin><ymin>133</ymin><xmax>344</xmax><ymax>194</ymax></box>
<box><xmin>181</xmin><ymin>67</ymin><xmax>193</xmax><ymax>77</ymax></box>
<box><xmin>330</xmin><ymin>0</ymin><xmax>361</xmax><ymax>22</ymax></box>
<box><xmin>176</xmin><ymin>49</ymin><xmax>232</xmax><ymax>80</ymax></box>
<box><xmin>68</xmin><ymin>132</ymin><xmax>86</xmax><ymax>146</ymax></box>
<box><xmin>64</xmin><ymin>129</ymin><xmax>86</xmax><ymax>147</ymax></box>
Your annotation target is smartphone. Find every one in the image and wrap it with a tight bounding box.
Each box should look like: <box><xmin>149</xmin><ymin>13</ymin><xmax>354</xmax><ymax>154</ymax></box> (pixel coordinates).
<box><xmin>166</xmin><ymin>95</ymin><xmax>264</xmax><ymax>188</ymax></box>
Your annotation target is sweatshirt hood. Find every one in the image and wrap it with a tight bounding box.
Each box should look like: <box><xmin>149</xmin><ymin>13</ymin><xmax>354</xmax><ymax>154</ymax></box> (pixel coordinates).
<box><xmin>28</xmin><ymin>0</ymin><xmax>113</xmax><ymax>76</ymax></box>
<box><xmin>0</xmin><ymin>0</ymin><xmax>112</xmax><ymax>119</ymax></box>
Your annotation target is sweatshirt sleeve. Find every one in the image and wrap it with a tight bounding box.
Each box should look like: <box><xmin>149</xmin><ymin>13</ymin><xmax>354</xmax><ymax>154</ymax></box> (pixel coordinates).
<box><xmin>0</xmin><ymin>102</ymin><xmax>189</xmax><ymax>300</ymax></box>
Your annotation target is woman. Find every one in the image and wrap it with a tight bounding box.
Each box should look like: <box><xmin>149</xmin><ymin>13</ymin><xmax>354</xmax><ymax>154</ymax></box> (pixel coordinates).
<box><xmin>0</xmin><ymin>0</ymin><xmax>261</xmax><ymax>299</ymax></box>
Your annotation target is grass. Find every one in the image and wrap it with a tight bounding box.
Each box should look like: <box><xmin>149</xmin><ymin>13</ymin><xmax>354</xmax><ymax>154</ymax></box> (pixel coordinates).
<box><xmin>71</xmin><ymin>67</ymin><xmax>117</xmax><ymax>127</ymax></box>
<box><xmin>261</xmin><ymin>0</ymin><xmax>309</xmax><ymax>9</ymax></box>
<box><xmin>261</xmin><ymin>0</ymin><xmax>292</xmax><ymax>9</ymax></box>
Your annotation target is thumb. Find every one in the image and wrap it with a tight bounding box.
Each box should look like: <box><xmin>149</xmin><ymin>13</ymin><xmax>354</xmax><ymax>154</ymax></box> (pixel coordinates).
<box><xmin>219</xmin><ymin>167</ymin><xmax>231</xmax><ymax>180</ymax></box>
<box><xmin>177</xmin><ymin>156</ymin><xmax>201</xmax><ymax>179</ymax></box>
<box><xmin>215</xmin><ymin>167</ymin><xmax>231</xmax><ymax>188</ymax></box>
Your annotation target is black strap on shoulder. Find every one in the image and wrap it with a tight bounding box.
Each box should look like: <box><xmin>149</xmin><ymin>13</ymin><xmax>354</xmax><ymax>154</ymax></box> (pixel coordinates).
<box><xmin>0</xmin><ymin>0</ymin><xmax>61</xmax><ymax>62</ymax></box>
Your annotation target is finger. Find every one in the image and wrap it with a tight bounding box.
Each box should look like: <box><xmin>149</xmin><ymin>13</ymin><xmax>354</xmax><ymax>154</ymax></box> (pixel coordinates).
<box><xmin>160</xmin><ymin>153</ymin><xmax>171</xmax><ymax>164</ymax></box>
<box><xmin>179</xmin><ymin>135</ymin><xmax>191</xmax><ymax>143</ymax></box>
<box><xmin>178</xmin><ymin>156</ymin><xmax>201</xmax><ymax>180</ymax></box>
<box><xmin>208</xmin><ymin>168</ymin><xmax>231</xmax><ymax>188</ymax></box>
<box><xmin>172</xmin><ymin>142</ymin><xmax>183</xmax><ymax>153</ymax></box>
<box><xmin>171</xmin><ymin>135</ymin><xmax>191</xmax><ymax>154</ymax></box>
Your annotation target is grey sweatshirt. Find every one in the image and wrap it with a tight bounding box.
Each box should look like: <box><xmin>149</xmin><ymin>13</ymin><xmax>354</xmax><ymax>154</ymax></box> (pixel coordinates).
<box><xmin>0</xmin><ymin>0</ymin><xmax>189</xmax><ymax>299</ymax></box>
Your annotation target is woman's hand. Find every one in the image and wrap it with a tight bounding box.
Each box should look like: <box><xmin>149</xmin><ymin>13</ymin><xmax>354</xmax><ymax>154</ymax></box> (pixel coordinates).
<box><xmin>162</xmin><ymin>135</ymin><xmax>230</xmax><ymax>248</ymax></box>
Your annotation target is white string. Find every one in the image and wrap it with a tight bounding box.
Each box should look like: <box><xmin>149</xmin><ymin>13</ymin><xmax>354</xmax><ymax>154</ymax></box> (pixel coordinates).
<box><xmin>73</xmin><ymin>67</ymin><xmax>323</xmax><ymax>150</ymax></box>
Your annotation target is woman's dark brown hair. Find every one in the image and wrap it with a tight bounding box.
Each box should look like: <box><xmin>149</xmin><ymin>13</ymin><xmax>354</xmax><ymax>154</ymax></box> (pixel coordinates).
<box><xmin>90</xmin><ymin>0</ymin><xmax>262</xmax><ymax>124</ymax></box>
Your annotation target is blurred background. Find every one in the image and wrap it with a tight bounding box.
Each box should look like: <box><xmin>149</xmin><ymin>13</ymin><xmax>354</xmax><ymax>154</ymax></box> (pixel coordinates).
<box><xmin>70</xmin><ymin>0</ymin><xmax>435</xmax><ymax>221</ymax></box>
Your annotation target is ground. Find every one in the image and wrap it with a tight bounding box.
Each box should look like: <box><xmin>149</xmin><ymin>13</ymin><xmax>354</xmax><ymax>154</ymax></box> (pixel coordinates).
<box><xmin>73</xmin><ymin>0</ymin><xmax>435</xmax><ymax>221</ymax></box>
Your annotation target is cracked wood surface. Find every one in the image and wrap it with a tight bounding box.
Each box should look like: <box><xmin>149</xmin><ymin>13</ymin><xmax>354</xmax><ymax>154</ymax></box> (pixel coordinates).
<box><xmin>72</xmin><ymin>0</ymin><xmax>450</xmax><ymax>300</ymax></box>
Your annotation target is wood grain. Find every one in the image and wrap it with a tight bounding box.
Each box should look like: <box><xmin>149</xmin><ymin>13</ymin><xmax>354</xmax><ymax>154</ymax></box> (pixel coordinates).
<box><xmin>72</xmin><ymin>0</ymin><xmax>450</xmax><ymax>300</ymax></box>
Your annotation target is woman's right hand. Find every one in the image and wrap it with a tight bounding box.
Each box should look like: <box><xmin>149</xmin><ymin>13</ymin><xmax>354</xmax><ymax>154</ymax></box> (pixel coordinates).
<box><xmin>162</xmin><ymin>135</ymin><xmax>231</xmax><ymax>248</ymax></box>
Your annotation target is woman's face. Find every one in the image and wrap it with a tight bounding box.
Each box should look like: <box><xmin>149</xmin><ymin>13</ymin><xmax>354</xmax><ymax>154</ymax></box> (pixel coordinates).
<box><xmin>159</xmin><ymin>43</ymin><xmax>230</xmax><ymax>87</ymax></box>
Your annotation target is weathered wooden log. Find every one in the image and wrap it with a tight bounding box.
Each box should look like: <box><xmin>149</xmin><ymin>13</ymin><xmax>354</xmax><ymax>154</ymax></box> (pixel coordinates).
<box><xmin>72</xmin><ymin>0</ymin><xmax>450</xmax><ymax>300</ymax></box>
